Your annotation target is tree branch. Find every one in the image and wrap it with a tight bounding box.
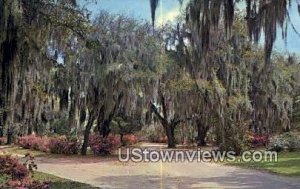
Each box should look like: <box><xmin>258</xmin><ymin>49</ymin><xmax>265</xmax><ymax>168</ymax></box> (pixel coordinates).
<box><xmin>150</xmin><ymin>102</ymin><xmax>165</xmax><ymax>123</ymax></box>
<box><xmin>159</xmin><ymin>91</ymin><xmax>168</xmax><ymax>120</ymax></box>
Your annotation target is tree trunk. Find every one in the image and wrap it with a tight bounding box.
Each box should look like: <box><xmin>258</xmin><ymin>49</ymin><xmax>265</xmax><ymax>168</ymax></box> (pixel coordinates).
<box><xmin>166</xmin><ymin>128</ymin><xmax>176</xmax><ymax>148</ymax></box>
<box><xmin>0</xmin><ymin>109</ymin><xmax>4</xmax><ymax>137</ymax></box>
<box><xmin>150</xmin><ymin>93</ymin><xmax>181</xmax><ymax>149</ymax></box>
<box><xmin>99</xmin><ymin>93</ymin><xmax>123</xmax><ymax>138</ymax></box>
<box><xmin>120</xmin><ymin>133</ymin><xmax>124</xmax><ymax>146</ymax></box>
<box><xmin>164</xmin><ymin>122</ymin><xmax>176</xmax><ymax>148</ymax></box>
<box><xmin>0</xmin><ymin>126</ymin><xmax>3</xmax><ymax>137</ymax></box>
<box><xmin>81</xmin><ymin>113</ymin><xmax>95</xmax><ymax>155</ymax></box>
<box><xmin>196</xmin><ymin>119</ymin><xmax>209</xmax><ymax>146</ymax></box>
<box><xmin>68</xmin><ymin>98</ymin><xmax>76</xmax><ymax>134</ymax></box>
<box><xmin>100</xmin><ymin>119</ymin><xmax>111</xmax><ymax>138</ymax></box>
<box><xmin>6</xmin><ymin>125</ymin><xmax>13</xmax><ymax>145</ymax></box>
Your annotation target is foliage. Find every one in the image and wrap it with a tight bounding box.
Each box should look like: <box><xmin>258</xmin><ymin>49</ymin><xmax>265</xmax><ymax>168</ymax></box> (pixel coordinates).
<box><xmin>146</xmin><ymin>129</ymin><xmax>160</xmax><ymax>143</ymax></box>
<box><xmin>2</xmin><ymin>179</ymin><xmax>50</xmax><ymax>189</ymax></box>
<box><xmin>146</xmin><ymin>129</ymin><xmax>167</xmax><ymax>143</ymax></box>
<box><xmin>111</xmin><ymin>116</ymin><xmax>141</xmax><ymax>145</ymax></box>
<box><xmin>0</xmin><ymin>154</ymin><xmax>48</xmax><ymax>188</ymax></box>
<box><xmin>50</xmin><ymin>118</ymin><xmax>70</xmax><ymax>136</ymax></box>
<box><xmin>0</xmin><ymin>171</ymin><xmax>97</xmax><ymax>189</ymax></box>
<box><xmin>268</xmin><ymin>132</ymin><xmax>300</xmax><ymax>152</ymax></box>
<box><xmin>17</xmin><ymin>135</ymin><xmax>80</xmax><ymax>155</ymax></box>
<box><xmin>89</xmin><ymin>134</ymin><xmax>120</xmax><ymax>156</ymax></box>
<box><xmin>175</xmin><ymin>123</ymin><xmax>197</xmax><ymax>146</ymax></box>
<box><xmin>0</xmin><ymin>155</ymin><xmax>29</xmax><ymax>181</ymax></box>
<box><xmin>248</xmin><ymin>132</ymin><xmax>270</xmax><ymax>148</ymax></box>
<box><xmin>151</xmin><ymin>0</ymin><xmax>292</xmax><ymax>63</ymax></box>
<box><xmin>122</xmin><ymin>134</ymin><xmax>139</xmax><ymax>146</ymax></box>
<box><xmin>17</xmin><ymin>135</ymin><xmax>47</xmax><ymax>151</ymax></box>
<box><xmin>1</xmin><ymin>0</ymin><xmax>300</xmax><ymax>155</ymax></box>
<box><xmin>48</xmin><ymin>136</ymin><xmax>80</xmax><ymax>155</ymax></box>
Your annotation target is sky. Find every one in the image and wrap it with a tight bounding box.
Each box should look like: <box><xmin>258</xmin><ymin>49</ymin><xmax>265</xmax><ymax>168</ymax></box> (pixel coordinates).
<box><xmin>79</xmin><ymin>0</ymin><xmax>300</xmax><ymax>55</ymax></box>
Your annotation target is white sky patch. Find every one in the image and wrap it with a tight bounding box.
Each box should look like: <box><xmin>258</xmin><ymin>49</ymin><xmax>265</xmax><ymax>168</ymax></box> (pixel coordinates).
<box><xmin>156</xmin><ymin>6</ymin><xmax>180</xmax><ymax>26</ymax></box>
<box><xmin>156</xmin><ymin>0</ymin><xmax>188</xmax><ymax>26</ymax></box>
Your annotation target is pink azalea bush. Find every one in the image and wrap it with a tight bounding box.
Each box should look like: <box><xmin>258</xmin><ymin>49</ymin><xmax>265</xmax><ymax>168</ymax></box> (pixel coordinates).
<box><xmin>248</xmin><ymin>132</ymin><xmax>269</xmax><ymax>148</ymax></box>
<box><xmin>17</xmin><ymin>135</ymin><xmax>41</xmax><ymax>150</ymax></box>
<box><xmin>48</xmin><ymin>136</ymin><xmax>80</xmax><ymax>155</ymax></box>
<box><xmin>123</xmin><ymin>134</ymin><xmax>139</xmax><ymax>145</ymax></box>
<box><xmin>0</xmin><ymin>155</ymin><xmax>29</xmax><ymax>180</ymax></box>
<box><xmin>37</xmin><ymin>137</ymin><xmax>50</xmax><ymax>152</ymax></box>
<box><xmin>4</xmin><ymin>179</ymin><xmax>50</xmax><ymax>189</ymax></box>
<box><xmin>17</xmin><ymin>135</ymin><xmax>80</xmax><ymax>155</ymax></box>
<box><xmin>89</xmin><ymin>134</ymin><xmax>121</xmax><ymax>155</ymax></box>
<box><xmin>0</xmin><ymin>155</ymin><xmax>49</xmax><ymax>189</ymax></box>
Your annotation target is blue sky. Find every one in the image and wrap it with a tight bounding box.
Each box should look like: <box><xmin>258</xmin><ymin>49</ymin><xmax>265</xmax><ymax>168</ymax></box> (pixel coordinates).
<box><xmin>79</xmin><ymin>0</ymin><xmax>300</xmax><ymax>54</ymax></box>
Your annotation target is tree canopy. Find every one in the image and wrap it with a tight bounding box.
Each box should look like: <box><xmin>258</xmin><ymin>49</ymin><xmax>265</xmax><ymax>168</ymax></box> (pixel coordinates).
<box><xmin>0</xmin><ymin>0</ymin><xmax>300</xmax><ymax>152</ymax></box>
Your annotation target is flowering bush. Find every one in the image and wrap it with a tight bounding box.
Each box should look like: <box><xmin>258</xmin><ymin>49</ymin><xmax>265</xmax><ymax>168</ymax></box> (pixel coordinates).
<box><xmin>89</xmin><ymin>134</ymin><xmax>120</xmax><ymax>155</ymax></box>
<box><xmin>0</xmin><ymin>155</ymin><xmax>49</xmax><ymax>189</ymax></box>
<box><xmin>3</xmin><ymin>179</ymin><xmax>50</xmax><ymax>189</ymax></box>
<box><xmin>37</xmin><ymin>137</ymin><xmax>50</xmax><ymax>152</ymax></box>
<box><xmin>17</xmin><ymin>135</ymin><xmax>43</xmax><ymax>150</ymax></box>
<box><xmin>0</xmin><ymin>155</ymin><xmax>29</xmax><ymax>180</ymax></box>
<box><xmin>122</xmin><ymin>134</ymin><xmax>138</xmax><ymax>145</ymax></box>
<box><xmin>48</xmin><ymin>136</ymin><xmax>80</xmax><ymax>155</ymax></box>
<box><xmin>268</xmin><ymin>132</ymin><xmax>300</xmax><ymax>152</ymax></box>
<box><xmin>18</xmin><ymin>135</ymin><xmax>80</xmax><ymax>155</ymax></box>
<box><xmin>158</xmin><ymin>136</ymin><xmax>168</xmax><ymax>143</ymax></box>
<box><xmin>248</xmin><ymin>132</ymin><xmax>269</xmax><ymax>148</ymax></box>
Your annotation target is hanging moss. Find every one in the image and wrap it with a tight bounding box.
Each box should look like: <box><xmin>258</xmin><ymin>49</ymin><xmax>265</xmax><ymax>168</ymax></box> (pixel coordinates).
<box><xmin>150</xmin><ymin>0</ymin><xmax>292</xmax><ymax>63</ymax></box>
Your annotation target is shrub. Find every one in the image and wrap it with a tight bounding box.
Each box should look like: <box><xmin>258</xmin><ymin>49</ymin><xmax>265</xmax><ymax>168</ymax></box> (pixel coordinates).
<box><xmin>48</xmin><ymin>136</ymin><xmax>80</xmax><ymax>155</ymax></box>
<box><xmin>18</xmin><ymin>135</ymin><xmax>50</xmax><ymax>152</ymax></box>
<box><xmin>219</xmin><ymin>127</ymin><xmax>252</xmax><ymax>155</ymax></box>
<box><xmin>50</xmin><ymin>118</ymin><xmax>70</xmax><ymax>136</ymax></box>
<box><xmin>89</xmin><ymin>134</ymin><xmax>120</xmax><ymax>156</ymax></box>
<box><xmin>4</xmin><ymin>179</ymin><xmax>50</xmax><ymax>189</ymax></box>
<box><xmin>249</xmin><ymin>132</ymin><xmax>269</xmax><ymax>148</ymax></box>
<box><xmin>146</xmin><ymin>130</ymin><xmax>161</xmax><ymax>143</ymax></box>
<box><xmin>158</xmin><ymin>136</ymin><xmax>168</xmax><ymax>143</ymax></box>
<box><xmin>18</xmin><ymin>135</ymin><xmax>80</xmax><ymax>155</ymax></box>
<box><xmin>0</xmin><ymin>155</ymin><xmax>29</xmax><ymax>180</ymax></box>
<box><xmin>268</xmin><ymin>132</ymin><xmax>300</xmax><ymax>152</ymax></box>
<box><xmin>18</xmin><ymin>135</ymin><xmax>42</xmax><ymax>150</ymax></box>
<box><xmin>122</xmin><ymin>134</ymin><xmax>138</xmax><ymax>145</ymax></box>
<box><xmin>37</xmin><ymin>137</ymin><xmax>50</xmax><ymax>152</ymax></box>
<box><xmin>0</xmin><ymin>155</ymin><xmax>49</xmax><ymax>189</ymax></box>
<box><xmin>48</xmin><ymin>137</ymin><xmax>65</xmax><ymax>154</ymax></box>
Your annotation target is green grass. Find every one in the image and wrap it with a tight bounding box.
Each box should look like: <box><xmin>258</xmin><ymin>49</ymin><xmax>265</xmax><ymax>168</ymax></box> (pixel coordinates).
<box><xmin>225</xmin><ymin>151</ymin><xmax>300</xmax><ymax>176</ymax></box>
<box><xmin>0</xmin><ymin>172</ymin><xmax>99</xmax><ymax>189</ymax></box>
<box><xmin>0</xmin><ymin>174</ymin><xmax>8</xmax><ymax>184</ymax></box>
<box><xmin>0</xmin><ymin>146</ymin><xmax>48</xmax><ymax>157</ymax></box>
<box><xmin>1</xmin><ymin>145</ymin><xmax>97</xmax><ymax>157</ymax></box>
<box><xmin>33</xmin><ymin>172</ymin><xmax>99</xmax><ymax>189</ymax></box>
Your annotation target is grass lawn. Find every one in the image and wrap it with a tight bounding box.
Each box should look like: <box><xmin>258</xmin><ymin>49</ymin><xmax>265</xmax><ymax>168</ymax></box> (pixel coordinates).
<box><xmin>0</xmin><ymin>146</ymin><xmax>48</xmax><ymax>157</ymax></box>
<box><xmin>225</xmin><ymin>151</ymin><xmax>300</xmax><ymax>176</ymax></box>
<box><xmin>0</xmin><ymin>145</ymin><xmax>97</xmax><ymax>157</ymax></box>
<box><xmin>0</xmin><ymin>171</ymin><xmax>99</xmax><ymax>189</ymax></box>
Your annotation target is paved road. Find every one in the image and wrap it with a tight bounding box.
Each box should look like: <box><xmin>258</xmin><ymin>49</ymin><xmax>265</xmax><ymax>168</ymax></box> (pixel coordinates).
<box><xmin>35</xmin><ymin>156</ymin><xmax>300</xmax><ymax>189</ymax></box>
<box><xmin>2</xmin><ymin>145</ymin><xmax>300</xmax><ymax>189</ymax></box>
